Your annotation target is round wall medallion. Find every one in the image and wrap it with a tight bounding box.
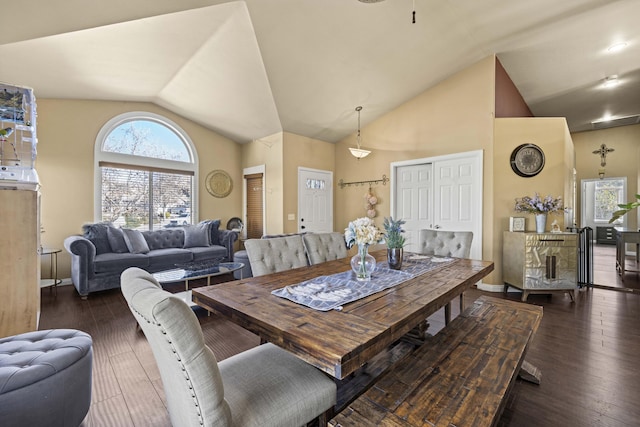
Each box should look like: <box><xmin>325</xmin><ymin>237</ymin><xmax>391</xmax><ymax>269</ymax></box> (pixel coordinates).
<box><xmin>205</xmin><ymin>170</ymin><xmax>233</xmax><ymax>198</ymax></box>
<box><xmin>510</xmin><ymin>143</ymin><xmax>545</xmax><ymax>177</ymax></box>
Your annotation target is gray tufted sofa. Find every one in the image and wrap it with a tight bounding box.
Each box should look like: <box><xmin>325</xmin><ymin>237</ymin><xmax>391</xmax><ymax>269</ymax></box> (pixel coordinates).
<box><xmin>0</xmin><ymin>329</ymin><xmax>93</xmax><ymax>427</ymax></box>
<box><xmin>65</xmin><ymin>220</ymin><xmax>237</xmax><ymax>298</ymax></box>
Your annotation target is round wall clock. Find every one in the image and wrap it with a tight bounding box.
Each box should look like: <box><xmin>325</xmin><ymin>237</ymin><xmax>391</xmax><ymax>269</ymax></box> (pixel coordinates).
<box><xmin>510</xmin><ymin>143</ymin><xmax>545</xmax><ymax>177</ymax></box>
<box><xmin>205</xmin><ymin>170</ymin><xmax>233</xmax><ymax>198</ymax></box>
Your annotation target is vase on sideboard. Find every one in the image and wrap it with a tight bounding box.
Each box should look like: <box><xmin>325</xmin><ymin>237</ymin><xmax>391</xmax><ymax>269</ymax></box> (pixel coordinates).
<box><xmin>535</xmin><ymin>214</ymin><xmax>547</xmax><ymax>233</ymax></box>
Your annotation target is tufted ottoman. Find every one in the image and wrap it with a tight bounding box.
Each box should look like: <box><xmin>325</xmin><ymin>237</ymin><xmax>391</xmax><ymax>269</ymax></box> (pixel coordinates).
<box><xmin>233</xmin><ymin>250</ymin><xmax>253</xmax><ymax>279</ymax></box>
<box><xmin>0</xmin><ymin>329</ymin><xmax>93</xmax><ymax>427</ymax></box>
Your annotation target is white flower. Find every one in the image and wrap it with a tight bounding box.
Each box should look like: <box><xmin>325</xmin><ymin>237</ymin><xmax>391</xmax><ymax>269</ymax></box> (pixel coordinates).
<box><xmin>344</xmin><ymin>217</ymin><xmax>384</xmax><ymax>248</ymax></box>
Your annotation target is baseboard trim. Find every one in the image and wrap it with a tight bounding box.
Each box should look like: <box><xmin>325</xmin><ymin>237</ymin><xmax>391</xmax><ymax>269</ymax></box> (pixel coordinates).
<box><xmin>476</xmin><ymin>282</ymin><xmax>504</xmax><ymax>293</ymax></box>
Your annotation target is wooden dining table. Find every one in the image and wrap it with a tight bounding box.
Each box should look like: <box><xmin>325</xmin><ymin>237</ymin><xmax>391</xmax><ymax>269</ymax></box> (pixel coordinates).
<box><xmin>192</xmin><ymin>251</ymin><xmax>494</xmax><ymax>382</ymax></box>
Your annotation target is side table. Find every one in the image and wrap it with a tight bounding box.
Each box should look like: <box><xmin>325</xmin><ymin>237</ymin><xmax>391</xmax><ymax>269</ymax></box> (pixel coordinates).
<box><xmin>40</xmin><ymin>248</ymin><xmax>62</xmax><ymax>296</ymax></box>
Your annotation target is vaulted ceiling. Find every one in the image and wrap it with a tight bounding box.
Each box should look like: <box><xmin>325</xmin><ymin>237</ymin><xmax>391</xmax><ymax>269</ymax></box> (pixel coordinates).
<box><xmin>2</xmin><ymin>0</ymin><xmax>638</xmax><ymax>143</ymax></box>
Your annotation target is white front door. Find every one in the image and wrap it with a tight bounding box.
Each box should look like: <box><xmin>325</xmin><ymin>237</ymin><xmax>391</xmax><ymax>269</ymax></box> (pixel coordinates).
<box><xmin>392</xmin><ymin>150</ymin><xmax>483</xmax><ymax>259</ymax></box>
<box><xmin>298</xmin><ymin>167</ymin><xmax>333</xmax><ymax>233</ymax></box>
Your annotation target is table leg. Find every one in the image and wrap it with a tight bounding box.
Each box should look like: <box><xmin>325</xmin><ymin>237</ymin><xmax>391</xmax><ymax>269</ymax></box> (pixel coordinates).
<box><xmin>519</xmin><ymin>360</ymin><xmax>542</xmax><ymax>385</ymax></box>
<box><xmin>444</xmin><ymin>302</ymin><xmax>451</xmax><ymax>325</ymax></box>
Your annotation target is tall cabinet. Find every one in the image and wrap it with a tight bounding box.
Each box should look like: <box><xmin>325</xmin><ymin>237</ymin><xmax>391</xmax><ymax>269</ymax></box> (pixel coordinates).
<box><xmin>503</xmin><ymin>231</ymin><xmax>577</xmax><ymax>302</ymax></box>
<box><xmin>0</xmin><ymin>190</ymin><xmax>40</xmax><ymax>336</ymax></box>
<box><xmin>0</xmin><ymin>83</ymin><xmax>40</xmax><ymax>337</ymax></box>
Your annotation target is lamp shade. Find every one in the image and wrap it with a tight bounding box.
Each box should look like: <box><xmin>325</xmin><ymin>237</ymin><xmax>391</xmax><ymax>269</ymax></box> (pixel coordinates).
<box><xmin>349</xmin><ymin>147</ymin><xmax>371</xmax><ymax>159</ymax></box>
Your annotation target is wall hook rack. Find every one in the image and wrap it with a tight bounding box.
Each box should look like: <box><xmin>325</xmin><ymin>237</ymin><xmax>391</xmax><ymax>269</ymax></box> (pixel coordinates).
<box><xmin>338</xmin><ymin>174</ymin><xmax>388</xmax><ymax>189</ymax></box>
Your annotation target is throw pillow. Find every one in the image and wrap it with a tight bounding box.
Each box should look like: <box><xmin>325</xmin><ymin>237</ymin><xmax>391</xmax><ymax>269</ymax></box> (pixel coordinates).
<box><xmin>122</xmin><ymin>228</ymin><xmax>150</xmax><ymax>254</ymax></box>
<box><xmin>82</xmin><ymin>222</ymin><xmax>113</xmax><ymax>255</ymax></box>
<box><xmin>107</xmin><ymin>227</ymin><xmax>129</xmax><ymax>253</ymax></box>
<box><xmin>183</xmin><ymin>222</ymin><xmax>211</xmax><ymax>248</ymax></box>
<box><xmin>209</xmin><ymin>219</ymin><xmax>221</xmax><ymax>246</ymax></box>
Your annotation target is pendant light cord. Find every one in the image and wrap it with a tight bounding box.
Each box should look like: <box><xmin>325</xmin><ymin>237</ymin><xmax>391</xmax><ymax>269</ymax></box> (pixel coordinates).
<box><xmin>412</xmin><ymin>0</ymin><xmax>416</xmax><ymax>24</ymax></box>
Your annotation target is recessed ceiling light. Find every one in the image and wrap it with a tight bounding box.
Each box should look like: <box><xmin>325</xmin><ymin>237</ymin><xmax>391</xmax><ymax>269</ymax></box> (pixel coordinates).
<box><xmin>592</xmin><ymin>114</ymin><xmax>613</xmax><ymax>124</ymax></box>
<box><xmin>607</xmin><ymin>42</ymin><xmax>628</xmax><ymax>53</ymax></box>
<box><xmin>603</xmin><ymin>75</ymin><xmax>619</xmax><ymax>88</ymax></box>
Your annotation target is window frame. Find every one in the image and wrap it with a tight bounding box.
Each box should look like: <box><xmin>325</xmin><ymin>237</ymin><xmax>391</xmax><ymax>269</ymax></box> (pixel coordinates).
<box><xmin>94</xmin><ymin>111</ymin><xmax>199</xmax><ymax>227</ymax></box>
<box><xmin>593</xmin><ymin>178</ymin><xmax>625</xmax><ymax>224</ymax></box>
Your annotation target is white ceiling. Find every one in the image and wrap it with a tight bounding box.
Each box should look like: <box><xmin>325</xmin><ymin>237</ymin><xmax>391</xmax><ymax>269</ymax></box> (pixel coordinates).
<box><xmin>1</xmin><ymin>0</ymin><xmax>639</xmax><ymax>143</ymax></box>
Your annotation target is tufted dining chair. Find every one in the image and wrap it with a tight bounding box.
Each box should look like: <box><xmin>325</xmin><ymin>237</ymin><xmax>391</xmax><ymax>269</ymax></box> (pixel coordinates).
<box><xmin>303</xmin><ymin>232</ymin><xmax>348</xmax><ymax>265</ymax></box>
<box><xmin>244</xmin><ymin>235</ymin><xmax>309</xmax><ymax>277</ymax></box>
<box><xmin>120</xmin><ymin>267</ymin><xmax>336</xmax><ymax>427</ymax></box>
<box><xmin>417</xmin><ymin>230</ymin><xmax>473</xmax><ymax>259</ymax></box>
<box><xmin>417</xmin><ymin>230</ymin><xmax>474</xmax><ymax>329</ymax></box>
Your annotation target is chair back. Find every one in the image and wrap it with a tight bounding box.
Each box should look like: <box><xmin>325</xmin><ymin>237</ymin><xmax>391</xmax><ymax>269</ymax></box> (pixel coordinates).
<box><xmin>244</xmin><ymin>235</ymin><xmax>309</xmax><ymax>277</ymax></box>
<box><xmin>418</xmin><ymin>230</ymin><xmax>473</xmax><ymax>258</ymax></box>
<box><xmin>303</xmin><ymin>232</ymin><xmax>348</xmax><ymax>265</ymax></box>
<box><xmin>120</xmin><ymin>268</ymin><xmax>232</xmax><ymax>427</ymax></box>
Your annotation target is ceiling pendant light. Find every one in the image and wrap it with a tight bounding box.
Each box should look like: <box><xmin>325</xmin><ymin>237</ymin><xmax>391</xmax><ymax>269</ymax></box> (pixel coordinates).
<box><xmin>349</xmin><ymin>106</ymin><xmax>371</xmax><ymax>159</ymax></box>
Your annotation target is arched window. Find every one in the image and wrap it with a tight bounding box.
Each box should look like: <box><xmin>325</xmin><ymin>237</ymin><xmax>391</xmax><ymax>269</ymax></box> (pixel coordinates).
<box><xmin>95</xmin><ymin>112</ymin><xmax>198</xmax><ymax>230</ymax></box>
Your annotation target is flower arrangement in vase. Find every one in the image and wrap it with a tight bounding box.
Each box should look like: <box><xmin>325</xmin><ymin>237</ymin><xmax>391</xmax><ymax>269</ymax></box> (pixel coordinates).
<box><xmin>344</xmin><ymin>217</ymin><xmax>384</xmax><ymax>281</ymax></box>
<box><xmin>383</xmin><ymin>217</ymin><xmax>406</xmax><ymax>270</ymax></box>
<box><xmin>514</xmin><ymin>193</ymin><xmax>563</xmax><ymax>233</ymax></box>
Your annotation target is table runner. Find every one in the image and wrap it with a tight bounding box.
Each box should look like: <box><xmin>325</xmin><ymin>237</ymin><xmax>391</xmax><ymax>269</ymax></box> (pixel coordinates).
<box><xmin>271</xmin><ymin>254</ymin><xmax>457</xmax><ymax>311</ymax></box>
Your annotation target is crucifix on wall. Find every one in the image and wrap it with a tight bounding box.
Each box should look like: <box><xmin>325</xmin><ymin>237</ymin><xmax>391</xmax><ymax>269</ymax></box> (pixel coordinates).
<box><xmin>592</xmin><ymin>143</ymin><xmax>614</xmax><ymax>167</ymax></box>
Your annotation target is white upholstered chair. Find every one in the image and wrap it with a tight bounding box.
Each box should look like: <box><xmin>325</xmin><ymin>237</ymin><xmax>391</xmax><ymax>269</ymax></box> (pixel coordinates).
<box><xmin>417</xmin><ymin>230</ymin><xmax>474</xmax><ymax>327</ymax></box>
<box><xmin>244</xmin><ymin>235</ymin><xmax>309</xmax><ymax>277</ymax></box>
<box><xmin>120</xmin><ymin>267</ymin><xmax>336</xmax><ymax>427</ymax></box>
<box><xmin>303</xmin><ymin>232</ymin><xmax>348</xmax><ymax>265</ymax></box>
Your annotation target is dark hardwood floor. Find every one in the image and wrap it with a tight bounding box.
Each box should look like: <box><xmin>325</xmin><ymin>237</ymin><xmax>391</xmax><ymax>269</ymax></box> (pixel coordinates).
<box><xmin>592</xmin><ymin>243</ymin><xmax>640</xmax><ymax>292</ymax></box>
<box><xmin>39</xmin><ymin>253</ymin><xmax>640</xmax><ymax>427</ymax></box>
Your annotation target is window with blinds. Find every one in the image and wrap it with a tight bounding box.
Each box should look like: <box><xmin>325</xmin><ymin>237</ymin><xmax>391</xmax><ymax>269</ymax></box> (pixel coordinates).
<box><xmin>96</xmin><ymin>112</ymin><xmax>197</xmax><ymax>231</ymax></box>
<box><xmin>101</xmin><ymin>166</ymin><xmax>193</xmax><ymax>230</ymax></box>
<box><xmin>245</xmin><ymin>173</ymin><xmax>263</xmax><ymax>239</ymax></box>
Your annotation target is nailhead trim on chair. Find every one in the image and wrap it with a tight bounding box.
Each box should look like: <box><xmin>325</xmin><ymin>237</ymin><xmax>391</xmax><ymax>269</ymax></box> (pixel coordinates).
<box><xmin>131</xmin><ymin>306</ymin><xmax>204</xmax><ymax>425</ymax></box>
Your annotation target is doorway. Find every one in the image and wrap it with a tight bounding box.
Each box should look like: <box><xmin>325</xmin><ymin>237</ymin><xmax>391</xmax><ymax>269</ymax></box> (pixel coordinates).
<box><xmin>243</xmin><ymin>165</ymin><xmax>265</xmax><ymax>239</ymax></box>
<box><xmin>580</xmin><ymin>177</ymin><xmax>639</xmax><ymax>291</ymax></box>
<box><xmin>390</xmin><ymin>150</ymin><xmax>483</xmax><ymax>259</ymax></box>
<box><xmin>298</xmin><ymin>167</ymin><xmax>333</xmax><ymax>233</ymax></box>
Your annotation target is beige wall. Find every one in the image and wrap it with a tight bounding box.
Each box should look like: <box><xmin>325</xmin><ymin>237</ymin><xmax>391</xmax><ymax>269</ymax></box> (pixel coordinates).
<box><xmin>37</xmin><ymin>99</ymin><xmax>242</xmax><ymax>279</ymax></box>
<box><xmin>241</xmin><ymin>132</ymin><xmax>284</xmax><ymax>234</ymax></box>
<box><xmin>493</xmin><ymin>117</ymin><xmax>575</xmax><ymax>285</ymax></box>
<box><xmin>335</xmin><ymin>55</ymin><xmax>498</xmax><ymax>279</ymax></box>
<box><xmin>282</xmin><ymin>132</ymin><xmax>336</xmax><ymax>234</ymax></box>
<box><xmin>572</xmin><ymin>124</ymin><xmax>640</xmax><ymax>230</ymax></box>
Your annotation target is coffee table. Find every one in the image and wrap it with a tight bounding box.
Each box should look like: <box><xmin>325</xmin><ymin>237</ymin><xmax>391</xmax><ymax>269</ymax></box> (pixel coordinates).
<box><xmin>152</xmin><ymin>261</ymin><xmax>245</xmax><ymax>291</ymax></box>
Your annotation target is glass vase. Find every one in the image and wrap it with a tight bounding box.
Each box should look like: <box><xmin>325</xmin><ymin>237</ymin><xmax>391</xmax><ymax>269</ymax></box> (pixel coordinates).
<box><xmin>351</xmin><ymin>244</ymin><xmax>376</xmax><ymax>282</ymax></box>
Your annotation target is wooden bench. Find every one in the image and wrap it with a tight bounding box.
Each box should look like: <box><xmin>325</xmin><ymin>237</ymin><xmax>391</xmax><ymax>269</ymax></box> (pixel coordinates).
<box><xmin>330</xmin><ymin>296</ymin><xmax>543</xmax><ymax>427</ymax></box>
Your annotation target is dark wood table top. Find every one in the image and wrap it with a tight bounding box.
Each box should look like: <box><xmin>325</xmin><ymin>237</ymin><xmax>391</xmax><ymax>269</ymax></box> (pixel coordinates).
<box><xmin>192</xmin><ymin>250</ymin><xmax>494</xmax><ymax>379</ymax></box>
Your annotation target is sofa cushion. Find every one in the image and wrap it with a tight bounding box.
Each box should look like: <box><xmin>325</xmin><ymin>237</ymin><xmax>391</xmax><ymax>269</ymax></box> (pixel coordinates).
<box><xmin>82</xmin><ymin>222</ymin><xmax>112</xmax><ymax>255</ymax></box>
<box><xmin>107</xmin><ymin>227</ymin><xmax>129</xmax><ymax>253</ymax></box>
<box><xmin>147</xmin><ymin>248</ymin><xmax>193</xmax><ymax>269</ymax></box>
<box><xmin>94</xmin><ymin>252</ymin><xmax>149</xmax><ymax>273</ymax></box>
<box><xmin>183</xmin><ymin>222</ymin><xmax>210</xmax><ymax>248</ymax></box>
<box><xmin>122</xmin><ymin>228</ymin><xmax>150</xmax><ymax>254</ymax></box>
<box><xmin>143</xmin><ymin>228</ymin><xmax>185</xmax><ymax>250</ymax></box>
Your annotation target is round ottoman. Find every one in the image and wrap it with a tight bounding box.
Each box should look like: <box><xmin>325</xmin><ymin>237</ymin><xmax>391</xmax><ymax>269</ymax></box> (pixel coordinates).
<box><xmin>0</xmin><ymin>329</ymin><xmax>93</xmax><ymax>427</ymax></box>
<box><xmin>233</xmin><ymin>249</ymin><xmax>253</xmax><ymax>279</ymax></box>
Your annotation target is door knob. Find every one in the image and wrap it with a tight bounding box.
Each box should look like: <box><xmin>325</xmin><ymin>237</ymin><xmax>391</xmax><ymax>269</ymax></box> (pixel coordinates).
<box><xmin>434</xmin><ymin>225</ymin><xmax>441</xmax><ymax>229</ymax></box>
